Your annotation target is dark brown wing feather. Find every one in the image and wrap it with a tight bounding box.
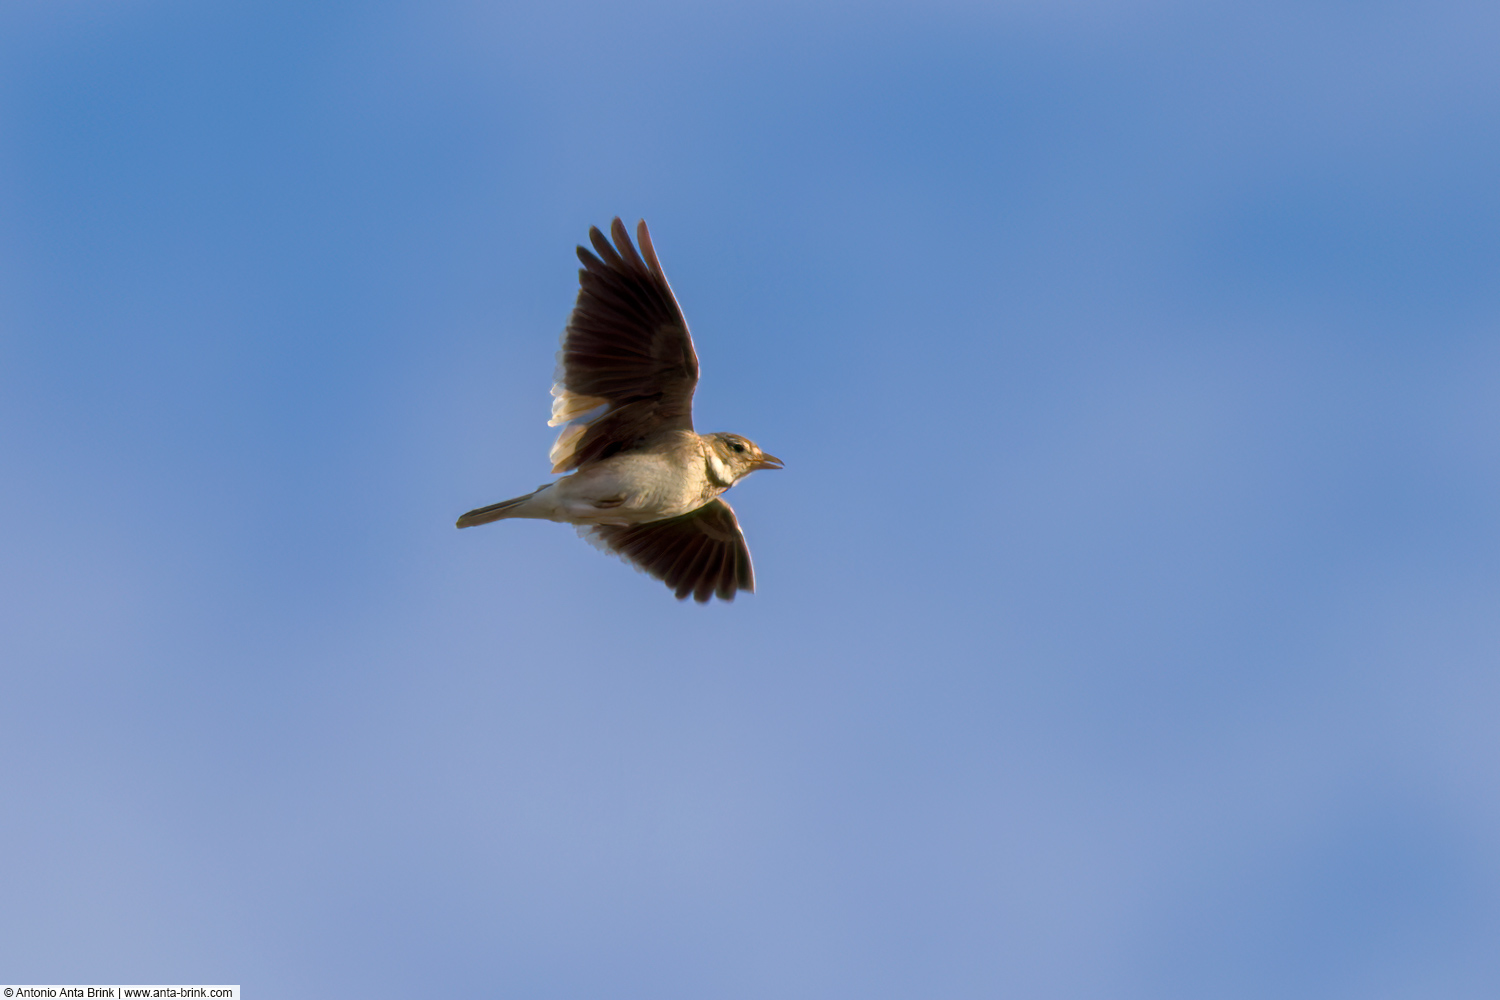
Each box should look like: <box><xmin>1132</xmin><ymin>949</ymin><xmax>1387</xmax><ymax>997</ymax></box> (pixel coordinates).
<box><xmin>551</xmin><ymin>218</ymin><xmax>699</xmax><ymax>472</ymax></box>
<box><xmin>583</xmin><ymin>499</ymin><xmax>755</xmax><ymax>603</ymax></box>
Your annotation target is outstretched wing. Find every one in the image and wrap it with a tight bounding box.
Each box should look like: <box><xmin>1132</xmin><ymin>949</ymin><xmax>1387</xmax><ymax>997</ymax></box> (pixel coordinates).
<box><xmin>548</xmin><ymin>218</ymin><xmax>699</xmax><ymax>472</ymax></box>
<box><xmin>580</xmin><ymin>499</ymin><xmax>755</xmax><ymax>603</ymax></box>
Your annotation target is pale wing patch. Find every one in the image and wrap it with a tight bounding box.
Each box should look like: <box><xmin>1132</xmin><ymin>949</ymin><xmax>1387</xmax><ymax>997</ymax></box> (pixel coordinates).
<box><xmin>547</xmin><ymin>384</ymin><xmax>611</xmax><ymax>472</ymax></box>
<box><xmin>549</xmin><ymin>386</ymin><xmax>610</xmax><ymax>427</ymax></box>
<box><xmin>548</xmin><ymin>423</ymin><xmax>589</xmax><ymax>473</ymax></box>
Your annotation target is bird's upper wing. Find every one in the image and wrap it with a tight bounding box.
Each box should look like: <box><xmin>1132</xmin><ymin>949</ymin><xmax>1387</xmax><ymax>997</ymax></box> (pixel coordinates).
<box><xmin>547</xmin><ymin>218</ymin><xmax>699</xmax><ymax>473</ymax></box>
<box><xmin>579</xmin><ymin>499</ymin><xmax>754</xmax><ymax>603</ymax></box>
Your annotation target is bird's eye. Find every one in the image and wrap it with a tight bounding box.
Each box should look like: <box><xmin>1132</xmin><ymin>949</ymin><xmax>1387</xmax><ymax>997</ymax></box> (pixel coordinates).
<box><xmin>729</xmin><ymin>441</ymin><xmax>745</xmax><ymax>453</ymax></box>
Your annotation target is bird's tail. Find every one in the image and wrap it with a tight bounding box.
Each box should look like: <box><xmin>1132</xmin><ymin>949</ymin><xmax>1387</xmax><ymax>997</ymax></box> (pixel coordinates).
<box><xmin>455</xmin><ymin>490</ymin><xmax>541</xmax><ymax>528</ymax></box>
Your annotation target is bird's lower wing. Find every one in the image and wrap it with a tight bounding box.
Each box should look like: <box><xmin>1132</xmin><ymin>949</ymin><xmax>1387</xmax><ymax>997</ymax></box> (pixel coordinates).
<box><xmin>579</xmin><ymin>499</ymin><xmax>754</xmax><ymax>603</ymax></box>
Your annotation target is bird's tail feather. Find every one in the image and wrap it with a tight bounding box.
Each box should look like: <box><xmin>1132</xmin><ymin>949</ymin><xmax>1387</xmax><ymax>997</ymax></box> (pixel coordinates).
<box><xmin>455</xmin><ymin>491</ymin><xmax>539</xmax><ymax>528</ymax></box>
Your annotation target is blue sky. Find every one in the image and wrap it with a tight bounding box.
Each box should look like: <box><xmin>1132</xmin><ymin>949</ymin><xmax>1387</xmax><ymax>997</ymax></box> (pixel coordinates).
<box><xmin>3</xmin><ymin>1</ymin><xmax>1498</xmax><ymax>996</ymax></box>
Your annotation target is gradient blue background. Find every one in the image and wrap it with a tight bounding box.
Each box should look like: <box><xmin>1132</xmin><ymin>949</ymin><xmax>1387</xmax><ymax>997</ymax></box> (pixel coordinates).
<box><xmin>3</xmin><ymin>2</ymin><xmax>1498</xmax><ymax>996</ymax></box>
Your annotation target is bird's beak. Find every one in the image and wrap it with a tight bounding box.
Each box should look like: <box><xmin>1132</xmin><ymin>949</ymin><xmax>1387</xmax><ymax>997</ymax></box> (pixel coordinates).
<box><xmin>753</xmin><ymin>453</ymin><xmax>784</xmax><ymax>471</ymax></box>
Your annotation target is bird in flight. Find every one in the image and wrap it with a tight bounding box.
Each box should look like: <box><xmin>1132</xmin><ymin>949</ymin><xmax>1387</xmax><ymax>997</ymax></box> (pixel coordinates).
<box><xmin>456</xmin><ymin>218</ymin><xmax>782</xmax><ymax>602</ymax></box>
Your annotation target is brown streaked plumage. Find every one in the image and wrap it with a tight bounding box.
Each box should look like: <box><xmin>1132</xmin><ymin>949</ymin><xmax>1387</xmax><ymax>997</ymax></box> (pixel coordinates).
<box><xmin>456</xmin><ymin>218</ymin><xmax>781</xmax><ymax>603</ymax></box>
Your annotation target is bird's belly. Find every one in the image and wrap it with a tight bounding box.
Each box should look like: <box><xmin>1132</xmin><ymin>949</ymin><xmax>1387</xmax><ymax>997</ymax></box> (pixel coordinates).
<box><xmin>551</xmin><ymin>454</ymin><xmax>708</xmax><ymax>525</ymax></box>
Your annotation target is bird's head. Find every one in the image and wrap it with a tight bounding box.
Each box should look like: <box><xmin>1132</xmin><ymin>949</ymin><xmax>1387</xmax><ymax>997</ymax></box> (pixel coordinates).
<box><xmin>706</xmin><ymin>433</ymin><xmax>783</xmax><ymax>486</ymax></box>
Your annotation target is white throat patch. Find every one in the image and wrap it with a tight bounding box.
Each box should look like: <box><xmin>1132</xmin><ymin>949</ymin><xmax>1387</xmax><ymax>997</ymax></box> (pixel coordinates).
<box><xmin>707</xmin><ymin>453</ymin><xmax>735</xmax><ymax>487</ymax></box>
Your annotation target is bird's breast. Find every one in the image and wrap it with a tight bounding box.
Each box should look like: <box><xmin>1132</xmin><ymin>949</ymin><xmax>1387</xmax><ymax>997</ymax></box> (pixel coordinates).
<box><xmin>562</xmin><ymin>443</ymin><xmax>715</xmax><ymax>523</ymax></box>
